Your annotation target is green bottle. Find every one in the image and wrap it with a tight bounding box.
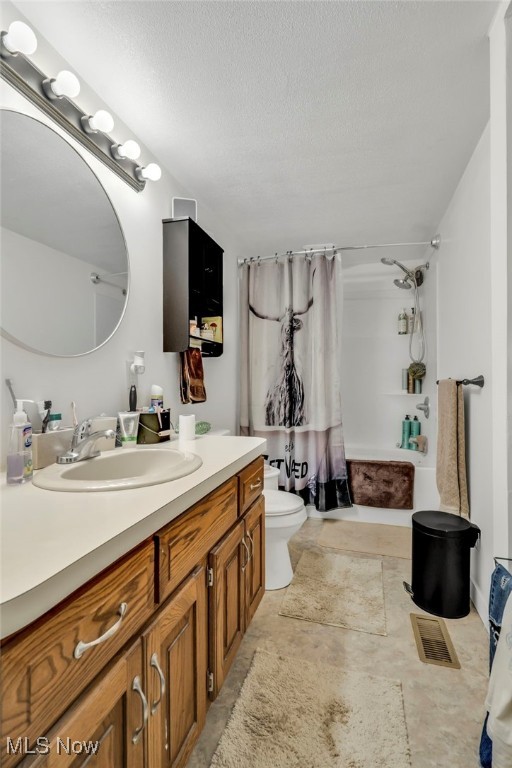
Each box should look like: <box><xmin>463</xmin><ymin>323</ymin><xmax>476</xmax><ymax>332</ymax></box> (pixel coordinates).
<box><xmin>410</xmin><ymin>416</ymin><xmax>421</xmax><ymax>450</ymax></box>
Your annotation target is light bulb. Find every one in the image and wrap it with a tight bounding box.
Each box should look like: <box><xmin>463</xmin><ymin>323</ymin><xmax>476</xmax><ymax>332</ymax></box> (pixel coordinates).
<box><xmin>2</xmin><ymin>21</ymin><xmax>37</xmax><ymax>55</ymax></box>
<box><xmin>136</xmin><ymin>163</ymin><xmax>162</xmax><ymax>182</ymax></box>
<box><xmin>46</xmin><ymin>70</ymin><xmax>80</xmax><ymax>98</ymax></box>
<box><xmin>81</xmin><ymin>109</ymin><xmax>114</xmax><ymax>134</ymax></box>
<box><xmin>88</xmin><ymin>110</ymin><xmax>114</xmax><ymax>133</ymax></box>
<box><xmin>118</xmin><ymin>140</ymin><xmax>141</xmax><ymax>160</ymax></box>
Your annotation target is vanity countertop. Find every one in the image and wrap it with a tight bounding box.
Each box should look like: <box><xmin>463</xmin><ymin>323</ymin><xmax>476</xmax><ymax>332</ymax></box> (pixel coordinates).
<box><xmin>0</xmin><ymin>435</ymin><xmax>266</xmax><ymax>640</ymax></box>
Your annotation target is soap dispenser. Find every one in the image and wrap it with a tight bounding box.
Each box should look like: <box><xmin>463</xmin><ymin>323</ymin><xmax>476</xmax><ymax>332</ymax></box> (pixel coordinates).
<box><xmin>7</xmin><ymin>401</ymin><xmax>33</xmax><ymax>484</ymax></box>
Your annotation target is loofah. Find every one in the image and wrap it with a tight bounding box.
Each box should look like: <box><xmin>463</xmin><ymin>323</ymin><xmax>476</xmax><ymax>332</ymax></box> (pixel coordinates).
<box><xmin>408</xmin><ymin>362</ymin><xmax>426</xmax><ymax>379</ymax></box>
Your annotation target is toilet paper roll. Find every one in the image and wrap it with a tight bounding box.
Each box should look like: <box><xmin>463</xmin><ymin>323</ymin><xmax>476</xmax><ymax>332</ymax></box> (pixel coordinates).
<box><xmin>179</xmin><ymin>414</ymin><xmax>196</xmax><ymax>441</ymax></box>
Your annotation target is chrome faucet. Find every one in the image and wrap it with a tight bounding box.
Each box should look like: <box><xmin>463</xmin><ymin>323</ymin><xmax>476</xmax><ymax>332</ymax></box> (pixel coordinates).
<box><xmin>57</xmin><ymin>429</ymin><xmax>116</xmax><ymax>464</ymax></box>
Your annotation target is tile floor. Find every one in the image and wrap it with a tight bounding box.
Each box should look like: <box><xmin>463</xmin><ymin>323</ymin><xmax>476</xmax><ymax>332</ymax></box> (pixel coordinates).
<box><xmin>188</xmin><ymin>519</ymin><xmax>489</xmax><ymax>768</ymax></box>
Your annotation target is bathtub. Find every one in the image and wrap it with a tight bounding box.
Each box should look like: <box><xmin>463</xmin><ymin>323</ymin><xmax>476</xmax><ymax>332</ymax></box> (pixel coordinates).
<box><xmin>308</xmin><ymin>444</ymin><xmax>439</xmax><ymax>526</ymax></box>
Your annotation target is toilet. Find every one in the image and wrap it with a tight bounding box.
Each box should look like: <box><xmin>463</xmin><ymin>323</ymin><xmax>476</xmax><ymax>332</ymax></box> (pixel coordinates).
<box><xmin>263</xmin><ymin>464</ymin><xmax>307</xmax><ymax>590</ymax></box>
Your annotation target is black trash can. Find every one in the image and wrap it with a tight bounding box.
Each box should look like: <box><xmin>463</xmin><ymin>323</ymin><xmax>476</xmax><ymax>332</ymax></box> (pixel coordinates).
<box><xmin>411</xmin><ymin>510</ymin><xmax>480</xmax><ymax>619</ymax></box>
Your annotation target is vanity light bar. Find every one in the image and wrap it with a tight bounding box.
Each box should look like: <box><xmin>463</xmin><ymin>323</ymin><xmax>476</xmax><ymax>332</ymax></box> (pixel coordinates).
<box><xmin>0</xmin><ymin>21</ymin><xmax>161</xmax><ymax>192</ymax></box>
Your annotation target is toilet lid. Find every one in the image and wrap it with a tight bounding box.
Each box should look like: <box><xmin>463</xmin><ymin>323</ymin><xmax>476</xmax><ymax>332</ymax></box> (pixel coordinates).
<box><xmin>264</xmin><ymin>465</ymin><xmax>280</xmax><ymax>479</ymax></box>
<box><xmin>263</xmin><ymin>489</ymin><xmax>305</xmax><ymax>516</ymax></box>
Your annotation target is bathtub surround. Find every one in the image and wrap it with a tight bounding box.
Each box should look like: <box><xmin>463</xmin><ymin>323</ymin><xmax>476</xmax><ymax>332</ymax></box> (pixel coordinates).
<box><xmin>436</xmin><ymin>379</ymin><xmax>469</xmax><ymax>518</ymax></box>
<box><xmin>210</xmin><ymin>649</ymin><xmax>411</xmax><ymax>768</ymax></box>
<box><xmin>239</xmin><ymin>253</ymin><xmax>351</xmax><ymax>511</ymax></box>
<box><xmin>279</xmin><ymin>550</ymin><xmax>386</xmax><ymax>636</ymax></box>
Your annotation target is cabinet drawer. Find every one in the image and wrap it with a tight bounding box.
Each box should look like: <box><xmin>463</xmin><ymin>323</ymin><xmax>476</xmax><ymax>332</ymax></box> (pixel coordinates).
<box><xmin>1</xmin><ymin>541</ymin><xmax>154</xmax><ymax>768</ymax></box>
<box><xmin>156</xmin><ymin>478</ymin><xmax>238</xmax><ymax>604</ymax></box>
<box><xmin>238</xmin><ymin>457</ymin><xmax>264</xmax><ymax>515</ymax></box>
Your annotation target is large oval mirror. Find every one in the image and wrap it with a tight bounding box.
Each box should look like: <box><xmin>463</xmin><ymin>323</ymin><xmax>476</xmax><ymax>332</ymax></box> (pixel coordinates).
<box><xmin>0</xmin><ymin>110</ymin><xmax>128</xmax><ymax>356</ymax></box>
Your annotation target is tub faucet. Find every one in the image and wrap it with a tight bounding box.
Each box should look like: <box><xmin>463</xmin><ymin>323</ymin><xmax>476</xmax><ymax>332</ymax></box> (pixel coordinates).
<box><xmin>57</xmin><ymin>429</ymin><xmax>116</xmax><ymax>464</ymax></box>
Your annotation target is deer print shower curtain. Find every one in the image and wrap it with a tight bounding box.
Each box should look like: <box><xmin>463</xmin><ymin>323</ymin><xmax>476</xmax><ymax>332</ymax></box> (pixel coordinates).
<box><xmin>239</xmin><ymin>253</ymin><xmax>351</xmax><ymax>511</ymax></box>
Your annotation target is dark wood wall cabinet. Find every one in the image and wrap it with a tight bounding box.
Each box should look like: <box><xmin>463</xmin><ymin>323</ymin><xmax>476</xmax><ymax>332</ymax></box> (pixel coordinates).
<box><xmin>163</xmin><ymin>218</ymin><xmax>223</xmax><ymax>358</ymax></box>
<box><xmin>1</xmin><ymin>456</ymin><xmax>264</xmax><ymax>768</ymax></box>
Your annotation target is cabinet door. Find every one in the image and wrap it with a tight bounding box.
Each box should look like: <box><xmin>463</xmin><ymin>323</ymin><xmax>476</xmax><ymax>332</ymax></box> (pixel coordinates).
<box><xmin>144</xmin><ymin>565</ymin><xmax>208</xmax><ymax>768</ymax></box>
<box><xmin>244</xmin><ymin>496</ymin><xmax>266</xmax><ymax>627</ymax></box>
<box><xmin>208</xmin><ymin>520</ymin><xmax>246</xmax><ymax>699</ymax></box>
<box><xmin>17</xmin><ymin>641</ymin><xmax>145</xmax><ymax>768</ymax></box>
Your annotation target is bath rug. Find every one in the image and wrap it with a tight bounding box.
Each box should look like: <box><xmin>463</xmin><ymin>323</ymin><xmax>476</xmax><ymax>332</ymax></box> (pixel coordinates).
<box><xmin>210</xmin><ymin>649</ymin><xmax>411</xmax><ymax>768</ymax></box>
<box><xmin>278</xmin><ymin>550</ymin><xmax>386</xmax><ymax>635</ymax></box>
<box><xmin>318</xmin><ymin>520</ymin><xmax>412</xmax><ymax>559</ymax></box>
<box><xmin>347</xmin><ymin>459</ymin><xmax>414</xmax><ymax>509</ymax></box>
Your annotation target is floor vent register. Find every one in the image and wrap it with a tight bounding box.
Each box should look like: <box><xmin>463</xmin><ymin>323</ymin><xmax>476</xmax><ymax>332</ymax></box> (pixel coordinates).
<box><xmin>410</xmin><ymin>613</ymin><xmax>461</xmax><ymax>669</ymax></box>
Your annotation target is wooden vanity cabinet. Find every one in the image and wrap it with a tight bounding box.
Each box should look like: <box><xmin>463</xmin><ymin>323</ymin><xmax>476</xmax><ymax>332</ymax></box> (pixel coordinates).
<box><xmin>1</xmin><ymin>457</ymin><xmax>264</xmax><ymax>768</ymax></box>
<box><xmin>143</xmin><ymin>565</ymin><xmax>208</xmax><ymax>768</ymax></box>
<box><xmin>0</xmin><ymin>541</ymin><xmax>155</xmax><ymax>768</ymax></box>
<box><xmin>208</xmin><ymin>487</ymin><xmax>265</xmax><ymax>699</ymax></box>
<box><xmin>18</xmin><ymin>640</ymin><xmax>145</xmax><ymax>768</ymax></box>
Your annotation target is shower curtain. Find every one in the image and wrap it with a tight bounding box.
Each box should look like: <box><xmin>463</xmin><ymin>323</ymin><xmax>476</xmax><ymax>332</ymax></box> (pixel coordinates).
<box><xmin>239</xmin><ymin>253</ymin><xmax>351</xmax><ymax>511</ymax></box>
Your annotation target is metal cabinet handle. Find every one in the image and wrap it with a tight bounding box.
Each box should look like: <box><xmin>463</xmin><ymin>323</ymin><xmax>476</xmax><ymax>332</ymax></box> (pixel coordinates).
<box><xmin>246</xmin><ymin>530</ymin><xmax>254</xmax><ymax>560</ymax></box>
<box><xmin>241</xmin><ymin>537</ymin><xmax>250</xmax><ymax>570</ymax></box>
<box><xmin>132</xmin><ymin>675</ymin><xmax>149</xmax><ymax>744</ymax></box>
<box><xmin>249</xmin><ymin>480</ymin><xmax>262</xmax><ymax>490</ymax></box>
<box><xmin>150</xmin><ymin>652</ymin><xmax>166</xmax><ymax>715</ymax></box>
<box><xmin>74</xmin><ymin>602</ymin><xmax>128</xmax><ymax>659</ymax></box>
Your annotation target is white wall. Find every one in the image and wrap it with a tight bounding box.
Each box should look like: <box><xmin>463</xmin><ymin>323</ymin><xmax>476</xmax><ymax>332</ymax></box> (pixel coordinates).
<box><xmin>436</xmin><ymin>124</ymin><xmax>493</xmax><ymax>619</ymax></box>
<box><xmin>0</xmin><ymin>4</ymin><xmax>245</xmax><ymax>462</ymax></box>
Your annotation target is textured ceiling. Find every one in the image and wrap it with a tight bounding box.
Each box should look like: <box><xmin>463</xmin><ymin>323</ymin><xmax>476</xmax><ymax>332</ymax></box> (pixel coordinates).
<box><xmin>12</xmin><ymin>1</ymin><xmax>497</xmax><ymax>258</ymax></box>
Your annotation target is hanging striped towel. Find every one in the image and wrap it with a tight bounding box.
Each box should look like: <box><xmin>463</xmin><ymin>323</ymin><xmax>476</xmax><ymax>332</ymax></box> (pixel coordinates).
<box><xmin>436</xmin><ymin>379</ymin><xmax>469</xmax><ymax>518</ymax></box>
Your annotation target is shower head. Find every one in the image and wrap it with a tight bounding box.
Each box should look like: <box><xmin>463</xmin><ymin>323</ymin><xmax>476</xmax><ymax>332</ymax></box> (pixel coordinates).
<box><xmin>394</xmin><ymin>278</ymin><xmax>413</xmax><ymax>289</ymax></box>
<box><xmin>380</xmin><ymin>257</ymin><xmax>411</xmax><ymax>276</ymax></box>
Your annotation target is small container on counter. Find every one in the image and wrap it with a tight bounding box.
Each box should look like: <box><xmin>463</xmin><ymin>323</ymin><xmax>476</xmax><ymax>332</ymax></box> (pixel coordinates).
<box><xmin>47</xmin><ymin>413</ymin><xmax>62</xmax><ymax>431</ymax></box>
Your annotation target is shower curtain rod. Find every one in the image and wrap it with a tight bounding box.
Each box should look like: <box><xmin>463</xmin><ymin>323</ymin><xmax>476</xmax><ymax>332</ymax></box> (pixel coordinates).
<box><xmin>237</xmin><ymin>234</ymin><xmax>441</xmax><ymax>265</ymax></box>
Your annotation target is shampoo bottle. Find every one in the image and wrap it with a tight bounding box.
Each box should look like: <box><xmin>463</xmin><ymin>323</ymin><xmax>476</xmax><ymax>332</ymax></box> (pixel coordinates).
<box><xmin>407</xmin><ymin>308</ymin><xmax>416</xmax><ymax>334</ymax></box>
<box><xmin>410</xmin><ymin>416</ymin><xmax>421</xmax><ymax>449</ymax></box>
<box><xmin>7</xmin><ymin>401</ymin><xmax>33</xmax><ymax>484</ymax></box>
<box><xmin>401</xmin><ymin>415</ymin><xmax>411</xmax><ymax>449</ymax></box>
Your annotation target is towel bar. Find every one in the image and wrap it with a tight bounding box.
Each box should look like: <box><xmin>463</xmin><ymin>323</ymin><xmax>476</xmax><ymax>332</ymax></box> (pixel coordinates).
<box><xmin>436</xmin><ymin>375</ymin><xmax>484</xmax><ymax>388</ymax></box>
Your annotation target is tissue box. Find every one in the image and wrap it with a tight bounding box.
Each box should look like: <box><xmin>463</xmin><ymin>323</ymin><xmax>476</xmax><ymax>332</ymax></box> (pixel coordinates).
<box><xmin>32</xmin><ymin>429</ymin><xmax>74</xmax><ymax>470</ymax></box>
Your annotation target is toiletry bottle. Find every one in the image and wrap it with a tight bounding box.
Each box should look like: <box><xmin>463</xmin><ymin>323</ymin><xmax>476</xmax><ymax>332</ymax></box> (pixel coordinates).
<box><xmin>407</xmin><ymin>308</ymin><xmax>415</xmax><ymax>334</ymax></box>
<box><xmin>410</xmin><ymin>416</ymin><xmax>421</xmax><ymax>449</ymax></box>
<box><xmin>151</xmin><ymin>385</ymin><xmax>164</xmax><ymax>409</ymax></box>
<box><xmin>7</xmin><ymin>401</ymin><xmax>33</xmax><ymax>484</ymax></box>
<box><xmin>408</xmin><ymin>370</ymin><xmax>414</xmax><ymax>394</ymax></box>
<box><xmin>401</xmin><ymin>415</ymin><xmax>411</xmax><ymax>449</ymax></box>
<box><xmin>401</xmin><ymin>368</ymin><xmax>408</xmax><ymax>390</ymax></box>
<box><xmin>398</xmin><ymin>308</ymin><xmax>407</xmax><ymax>335</ymax></box>
<box><xmin>414</xmin><ymin>378</ymin><xmax>422</xmax><ymax>394</ymax></box>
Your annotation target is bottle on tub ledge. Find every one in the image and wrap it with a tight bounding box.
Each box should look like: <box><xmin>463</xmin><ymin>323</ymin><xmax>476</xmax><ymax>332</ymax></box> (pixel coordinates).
<box><xmin>401</xmin><ymin>415</ymin><xmax>411</xmax><ymax>448</ymax></box>
<box><xmin>410</xmin><ymin>415</ymin><xmax>421</xmax><ymax>449</ymax></box>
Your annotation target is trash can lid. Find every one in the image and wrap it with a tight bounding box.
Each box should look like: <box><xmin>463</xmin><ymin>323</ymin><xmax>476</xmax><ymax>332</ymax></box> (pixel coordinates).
<box><xmin>412</xmin><ymin>510</ymin><xmax>480</xmax><ymax>538</ymax></box>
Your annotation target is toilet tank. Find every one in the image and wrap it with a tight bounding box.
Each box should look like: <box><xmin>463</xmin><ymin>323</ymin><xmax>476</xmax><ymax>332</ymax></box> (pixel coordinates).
<box><xmin>264</xmin><ymin>464</ymin><xmax>280</xmax><ymax>490</ymax></box>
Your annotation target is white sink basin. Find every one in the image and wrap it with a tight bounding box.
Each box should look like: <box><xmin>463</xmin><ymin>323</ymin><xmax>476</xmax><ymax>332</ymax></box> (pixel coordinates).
<box><xmin>33</xmin><ymin>447</ymin><xmax>203</xmax><ymax>492</ymax></box>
